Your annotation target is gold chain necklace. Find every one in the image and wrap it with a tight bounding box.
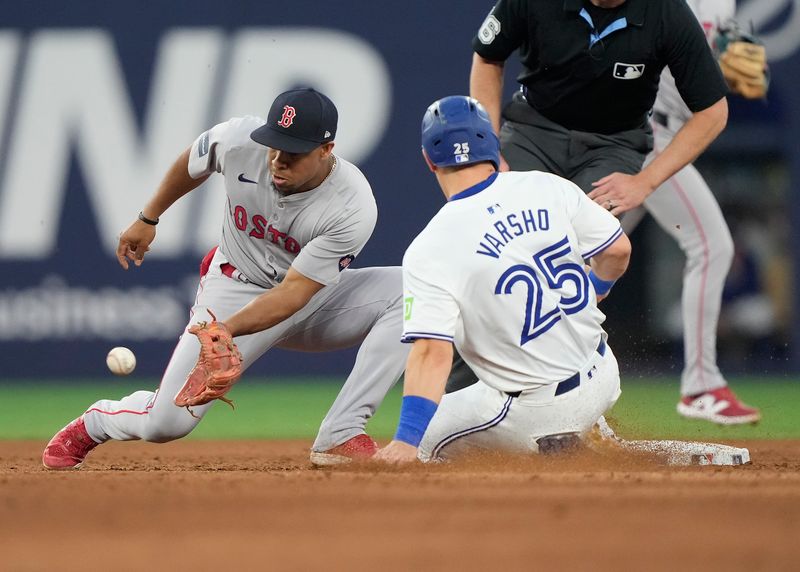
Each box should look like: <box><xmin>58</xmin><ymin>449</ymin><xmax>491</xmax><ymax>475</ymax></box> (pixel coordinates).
<box><xmin>319</xmin><ymin>155</ymin><xmax>337</xmax><ymax>187</ymax></box>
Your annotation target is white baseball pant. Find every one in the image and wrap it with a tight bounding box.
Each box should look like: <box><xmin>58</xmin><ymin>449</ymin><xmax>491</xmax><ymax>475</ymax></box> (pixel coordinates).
<box><xmin>418</xmin><ymin>340</ymin><xmax>621</xmax><ymax>461</ymax></box>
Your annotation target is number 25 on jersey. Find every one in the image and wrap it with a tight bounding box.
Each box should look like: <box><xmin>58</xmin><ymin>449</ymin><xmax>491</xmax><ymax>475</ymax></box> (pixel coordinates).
<box><xmin>495</xmin><ymin>237</ymin><xmax>589</xmax><ymax>345</ymax></box>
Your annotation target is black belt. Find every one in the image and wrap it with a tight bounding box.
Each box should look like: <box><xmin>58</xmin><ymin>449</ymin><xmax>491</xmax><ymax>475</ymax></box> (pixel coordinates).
<box><xmin>652</xmin><ymin>111</ymin><xmax>669</xmax><ymax>127</ymax></box>
<box><xmin>506</xmin><ymin>339</ymin><xmax>607</xmax><ymax>398</ymax></box>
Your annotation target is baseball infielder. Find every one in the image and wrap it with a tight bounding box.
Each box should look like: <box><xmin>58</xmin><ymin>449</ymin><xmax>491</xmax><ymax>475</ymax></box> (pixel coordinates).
<box><xmin>43</xmin><ymin>88</ymin><xmax>409</xmax><ymax>469</ymax></box>
<box><xmin>624</xmin><ymin>0</ymin><xmax>760</xmax><ymax>424</ymax></box>
<box><xmin>376</xmin><ymin>96</ymin><xmax>632</xmax><ymax>463</ymax></box>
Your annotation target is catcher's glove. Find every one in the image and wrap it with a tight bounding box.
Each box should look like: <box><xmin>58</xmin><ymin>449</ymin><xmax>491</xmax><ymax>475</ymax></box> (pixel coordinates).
<box><xmin>175</xmin><ymin>311</ymin><xmax>243</xmax><ymax>410</ymax></box>
<box><xmin>715</xmin><ymin>20</ymin><xmax>769</xmax><ymax>100</ymax></box>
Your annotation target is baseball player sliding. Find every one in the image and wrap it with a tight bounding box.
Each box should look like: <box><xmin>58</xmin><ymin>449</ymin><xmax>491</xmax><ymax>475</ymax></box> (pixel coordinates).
<box><xmin>623</xmin><ymin>0</ymin><xmax>766</xmax><ymax>424</ymax></box>
<box><xmin>377</xmin><ymin>96</ymin><xmax>632</xmax><ymax>462</ymax></box>
<box><xmin>43</xmin><ymin>88</ymin><xmax>409</xmax><ymax>470</ymax></box>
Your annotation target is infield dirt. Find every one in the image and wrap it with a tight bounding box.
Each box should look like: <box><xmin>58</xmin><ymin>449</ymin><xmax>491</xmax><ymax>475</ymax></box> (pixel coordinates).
<box><xmin>1</xmin><ymin>439</ymin><xmax>798</xmax><ymax>571</ymax></box>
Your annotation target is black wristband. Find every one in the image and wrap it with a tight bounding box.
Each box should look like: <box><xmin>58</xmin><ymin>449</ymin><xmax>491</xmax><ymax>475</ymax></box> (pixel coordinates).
<box><xmin>138</xmin><ymin>211</ymin><xmax>159</xmax><ymax>226</ymax></box>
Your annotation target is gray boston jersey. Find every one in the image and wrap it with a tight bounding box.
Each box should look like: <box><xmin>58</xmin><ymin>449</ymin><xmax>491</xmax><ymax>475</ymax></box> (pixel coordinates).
<box><xmin>188</xmin><ymin>116</ymin><xmax>377</xmax><ymax>288</ymax></box>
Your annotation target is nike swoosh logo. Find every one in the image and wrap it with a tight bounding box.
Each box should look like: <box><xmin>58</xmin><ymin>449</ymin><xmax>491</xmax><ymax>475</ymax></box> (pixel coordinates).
<box><xmin>238</xmin><ymin>173</ymin><xmax>257</xmax><ymax>184</ymax></box>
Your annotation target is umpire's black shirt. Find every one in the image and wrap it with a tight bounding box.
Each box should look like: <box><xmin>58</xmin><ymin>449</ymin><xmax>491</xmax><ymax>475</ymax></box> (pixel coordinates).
<box><xmin>473</xmin><ymin>0</ymin><xmax>728</xmax><ymax>134</ymax></box>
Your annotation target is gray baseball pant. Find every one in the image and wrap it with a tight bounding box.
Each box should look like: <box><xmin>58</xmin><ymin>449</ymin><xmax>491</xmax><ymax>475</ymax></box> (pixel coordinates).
<box><xmin>84</xmin><ymin>255</ymin><xmax>409</xmax><ymax>452</ymax></box>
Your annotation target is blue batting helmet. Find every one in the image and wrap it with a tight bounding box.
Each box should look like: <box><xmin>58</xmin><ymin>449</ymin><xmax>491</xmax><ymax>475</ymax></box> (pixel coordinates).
<box><xmin>420</xmin><ymin>96</ymin><xmax>500</xmax><ymax>169</ymax></box>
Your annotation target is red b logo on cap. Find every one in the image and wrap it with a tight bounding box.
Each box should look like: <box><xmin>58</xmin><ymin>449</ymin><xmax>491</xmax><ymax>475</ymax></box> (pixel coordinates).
<box><xmin>277</xmin><ymin>105</ymin><xmax>296</xmax><ymax>128</ymax></box>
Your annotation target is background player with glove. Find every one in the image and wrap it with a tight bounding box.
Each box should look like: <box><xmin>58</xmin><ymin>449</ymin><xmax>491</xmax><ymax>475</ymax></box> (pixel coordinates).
<box><xmin>43</xmin><ymin>88</ymin><xmax>409</xmax><ymax>469</ymax></box>
<box><xmin>624</xmin><ymin>0</ymin><xmax>765</xmax><ymax>424</ymax></box>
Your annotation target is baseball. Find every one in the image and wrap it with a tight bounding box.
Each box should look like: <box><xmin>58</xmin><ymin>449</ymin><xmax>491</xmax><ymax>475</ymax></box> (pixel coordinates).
<box><xmin>106</xmin><ymin>346</ymin><xmax>136</xmax><ymax>376</ymax></box>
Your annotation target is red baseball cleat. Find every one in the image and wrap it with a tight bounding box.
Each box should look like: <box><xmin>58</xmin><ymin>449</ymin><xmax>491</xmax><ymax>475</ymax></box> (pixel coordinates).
<box><xmin>42</xmin><ymin>417</ymin><xmax>101</xmax><ymax>470</ymax></box>
<box><xmin>309</xmin><ymin>434</ymin><xmax>379</xmax><ymax>466</ymax></box>
<box><xmin>677</xmin><ymin>386</ymin><xmax>761</xmax><ymax>425</ymax></box>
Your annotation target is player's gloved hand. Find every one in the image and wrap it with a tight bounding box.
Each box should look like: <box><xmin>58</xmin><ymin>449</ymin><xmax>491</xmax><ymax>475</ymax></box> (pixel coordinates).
<box><xmin>175</xmin><ymin>311</ymin><xmax>243</xmax><ymax>411</ymax></box>
<box><xmin>588</xmin><ymin>172</ymin><xmax>654</xmax><ymax>216</ymax></box>
<box><xmin>116</xmin><ymin>219</ymin><xmax>156</xmax><ymax>269</ymax></box>
<box><xmin>374</xmin><ymin>440</ymin><xmax>419</xmax><ymax>464</ymax></box>
<box><xmin>716</xmin><ymin>21</ymin><xmax>769</xmax><ymax>100</ymax></box>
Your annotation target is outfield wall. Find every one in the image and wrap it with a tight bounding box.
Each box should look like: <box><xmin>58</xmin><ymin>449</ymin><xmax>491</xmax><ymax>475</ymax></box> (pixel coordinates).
<box><xmin>0</xmin><ymin>1</ymin><xmax>797</xmax><ymax>378</ymax></box>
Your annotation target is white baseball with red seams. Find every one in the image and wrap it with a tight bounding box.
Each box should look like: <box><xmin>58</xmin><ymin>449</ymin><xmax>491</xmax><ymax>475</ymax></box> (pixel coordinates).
<box><xmin>80</xmin><ymin>116</ymin><xmax>409</xmax><ymax>453</ymax></box>
<box><xmin>106</xmin><ymin>346</ymin><xmax>136</xmax><ymax>376</ymax></box>
<box><xmin>623</xmin><ymin>0</ymin><xmax>739</xmax><ymax>398</ymax></box>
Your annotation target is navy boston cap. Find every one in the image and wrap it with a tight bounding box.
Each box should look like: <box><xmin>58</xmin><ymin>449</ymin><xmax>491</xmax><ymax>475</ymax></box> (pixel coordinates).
<box><xmin>250</xmin><ymin>88</ymin><xmax>338</xmax><ymax>153</ymax></box>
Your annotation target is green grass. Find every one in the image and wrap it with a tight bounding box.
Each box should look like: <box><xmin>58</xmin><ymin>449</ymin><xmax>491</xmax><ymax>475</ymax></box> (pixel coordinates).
<box><xmin>608</xmin><ymin>377</ymin><xmax>799</xmax><ymax>440</ymax></box>
<box><xmin>1</xmin><ymin>377</ymin><xmax>797</xmax><ymax>441</ymax></box>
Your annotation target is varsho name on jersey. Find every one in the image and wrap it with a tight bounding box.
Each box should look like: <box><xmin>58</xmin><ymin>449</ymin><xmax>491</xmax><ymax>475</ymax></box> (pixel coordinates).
<box><xmin>476</xmin><ymin>209</ymin><xmax>550</xmax><ymax>259</ymax></box>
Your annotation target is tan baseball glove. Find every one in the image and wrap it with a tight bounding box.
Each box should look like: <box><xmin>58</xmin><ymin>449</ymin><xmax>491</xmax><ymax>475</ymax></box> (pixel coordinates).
<box><xmin>716</xmin><ymin>22</ymin><xmax>769</xmax><ymax>100</ymax></box>
<box><xmin>175</xmin><ymin>312</ymin><xmax>243</xmax><ymax>409</ymax></box>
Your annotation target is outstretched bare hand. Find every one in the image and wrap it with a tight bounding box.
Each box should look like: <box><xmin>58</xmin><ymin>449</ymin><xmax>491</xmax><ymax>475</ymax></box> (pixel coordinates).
<box><xmin>374</xmin><ymin>440</ymin><xmax>420</xmax><ymax>464</ymax></box>
<box><xmin>116</xmin><ymin>220</ymin><xmax>156</xmax><ymax>269</ymax></box>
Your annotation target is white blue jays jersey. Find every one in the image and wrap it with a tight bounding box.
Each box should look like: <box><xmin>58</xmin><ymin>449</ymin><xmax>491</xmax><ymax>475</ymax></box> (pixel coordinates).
<box><xmin>402</xmin><ymin>171</ymin><xmax>622</xmax><ymax>393</ymax></box>
<box><xmin>187</xmin><ymin>116</ymin><xmax>377</xmax><ymax>288</ymax></box>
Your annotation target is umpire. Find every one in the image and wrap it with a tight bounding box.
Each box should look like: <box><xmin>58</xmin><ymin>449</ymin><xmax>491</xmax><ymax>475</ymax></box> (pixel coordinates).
<box><xmin>447</xmin><ymin>0</ymin><xmax>729</xmax><ymax>391</ymax></box>
<box><xmin>471</xmin><ymin>0</ymin><xmax>728</xmax><ymax>214</ymax></box>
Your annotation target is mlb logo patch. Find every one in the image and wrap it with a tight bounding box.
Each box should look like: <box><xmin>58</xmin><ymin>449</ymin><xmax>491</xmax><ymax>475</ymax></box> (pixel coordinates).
<box><xmin>612</xmin><ymin>63</ymin><xmax>645</xmax><ymax>80</ymax></box>
<box><xmin>455</xmin><ymin>153</ymin><xmax>470</xmax><ymax>163</ymax></box>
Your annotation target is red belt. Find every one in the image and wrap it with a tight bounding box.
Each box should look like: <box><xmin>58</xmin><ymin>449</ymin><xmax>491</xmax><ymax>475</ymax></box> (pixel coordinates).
<box><xmin>199</xmin><ymin>246</ymin><xmax>240</xmax><ymax>280</ymax></box>
<box><xmin>220</xmin><ymin>263</ymin><xmax>236</xmax><ymax>278</ymax></box>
